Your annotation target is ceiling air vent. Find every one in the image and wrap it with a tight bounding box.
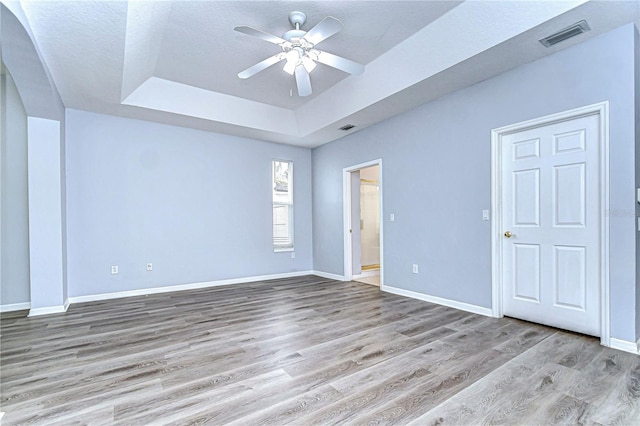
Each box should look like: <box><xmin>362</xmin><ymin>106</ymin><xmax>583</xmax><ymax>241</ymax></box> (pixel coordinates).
<box><xmin>539</xmin><ymin>20</ymin><xmax>590</xmax><ymax>47</ymax></box>
<box><xmin>339</xmin><ymin>124</ymin><xmax>356</xmax><ymax>131</ymax></box>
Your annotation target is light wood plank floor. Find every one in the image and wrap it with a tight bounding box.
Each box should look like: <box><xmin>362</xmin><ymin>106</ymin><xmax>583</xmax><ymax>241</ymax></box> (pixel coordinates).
<box><xmin>1</xmin><ymin>276</ymin><xmax>639</xmax><ymax>425</ymax></box>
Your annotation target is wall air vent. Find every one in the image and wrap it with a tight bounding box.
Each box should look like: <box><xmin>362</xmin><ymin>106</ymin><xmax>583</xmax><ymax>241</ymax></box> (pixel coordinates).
<box><xmin>539</xmin><ymin>20</ymin><xmax>590</xmax><ymax>47</ymax></box>
<box><xmin>339</xmin><ymin>124</ymin><xmax>356</xmax><ymax>131</ymax></box>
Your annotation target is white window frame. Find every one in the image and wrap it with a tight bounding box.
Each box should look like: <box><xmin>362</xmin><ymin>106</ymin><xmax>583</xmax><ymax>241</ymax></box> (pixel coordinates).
<box><xmin>272</xmin><ymin>159</ymin><xmax>294</xmax><ymax>252</ymax></box>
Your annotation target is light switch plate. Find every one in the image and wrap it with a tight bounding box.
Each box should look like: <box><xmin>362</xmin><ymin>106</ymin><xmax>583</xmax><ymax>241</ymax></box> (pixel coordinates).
<box><xmin>482</xmin><ymin>210</ymin><xmax>489</xmax><ymax>221</ymax></box>
<box><xmin>390</xmin><ymin>213</ymin><xmax>395</xmax><ymax>222</ymax></box>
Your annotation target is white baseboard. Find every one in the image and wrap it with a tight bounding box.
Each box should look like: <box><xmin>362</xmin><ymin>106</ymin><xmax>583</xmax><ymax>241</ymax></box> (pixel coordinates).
<box><xmin>353</xmin><ymin>270</ymin><xmax>380</xmax><ymax>279</ymax></box>
<box><xmin>312</xmin><ymin>270</ymin><xmax>346</xmax><ymax>281</ymax></box>
<box><xmin>68</xmin><ymin>270</ymin><xmax>315</xmax><ymax>305</ymax></box>
<box><xmin>609</xmin><ymin>337</ymin><xmax>640</xmax><ymax>354</ymax></box>
<box><xmin>28</xmin><ymin>304</ymin><xmax>68</xmax><ymax>317</ymax></box>
<box><xmin>381</xmin><ymin>284</ymin><xmax>493</xmax><ymax>317</ymax></box>
<box><xmin>0</xmin><ymin>302</ymin><xmax>31</xmax><ymax>313</ymax></box>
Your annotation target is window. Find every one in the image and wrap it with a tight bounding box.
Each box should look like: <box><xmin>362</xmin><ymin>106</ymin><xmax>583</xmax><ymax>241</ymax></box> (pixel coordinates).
<box><xmin>272</xmin><ymin>160</ymin><xmax>293</xmax><ymax>250</ymax></box>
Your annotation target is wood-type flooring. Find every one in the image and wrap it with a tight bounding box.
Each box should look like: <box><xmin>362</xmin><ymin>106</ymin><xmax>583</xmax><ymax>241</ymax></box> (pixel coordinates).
<box><xmin>1</xmin><ymin>275</ymin><xmax>639</xmax><ymax>425</ymax></box>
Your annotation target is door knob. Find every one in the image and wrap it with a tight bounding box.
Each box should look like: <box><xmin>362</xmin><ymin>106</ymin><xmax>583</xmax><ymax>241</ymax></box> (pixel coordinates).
<box><xmin>504</xmin><ymin>231</ymin><xmax>513</xmax><ymax>238</ymax></box>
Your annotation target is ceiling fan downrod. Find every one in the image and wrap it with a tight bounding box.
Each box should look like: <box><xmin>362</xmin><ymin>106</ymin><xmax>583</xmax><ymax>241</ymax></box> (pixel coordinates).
<box><xmin>288</xmin><ymin>11</ymin><xmax>307</xmax><ymax>30</ymax></box>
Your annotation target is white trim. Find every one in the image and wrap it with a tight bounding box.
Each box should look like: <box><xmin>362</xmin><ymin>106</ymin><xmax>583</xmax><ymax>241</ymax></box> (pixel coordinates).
<box><xmin>68</xmin><ymin>271</ymin><xmax>314</xmax><ymax>305</ymax></box>
<box><xmin>382</xmin><ymin>284</ymin><xmax>493</xmax><ymax>317</ymax></box>
<box><xmin>353</xmin><ymin>270</ymin><xmax>380</xmax><ymax>279</ymax></box>
<box><xmin>598</xmin><ymin>102</ymin><xmax>611</xmax><ymax>347</ymax></box>
<box><xmin>28</xmin><ymin>304</ymin><xmax>68</xmax><ymax>317</ymax></box>
<box><xmin>343</xmin><ymin>159</ymin><xmax>384</xmax><ymax>286</ymax></box>
<box><xmin>608</xmin><ymin>337</ymin><xmax>640</xmax><ymax>355</ymax></box>
<box><xmin>490</xmin><ymin>101</ymin><xmax>610</xmax><ymax>345</ymax></box>
<box><xmin>0</xmin><ymin>302</ymin><xmax>31</xmax><ymax>313</ymax></box>
<box><xmin>343</xmin><ymin>170</ymin><xmax>351</xmax><ymax>281</ymax></box>
<box><xmin>312</xmin><ymin>270</ymin><xmax>346</xmax><ymax>281</ymax></box>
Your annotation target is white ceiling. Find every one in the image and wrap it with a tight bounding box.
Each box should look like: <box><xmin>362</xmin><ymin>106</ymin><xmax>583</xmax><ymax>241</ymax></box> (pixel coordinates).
<box><xmin>8</xmin><ymin>0</ymin><xmax>640</xmax><ymax>147</ymax></box>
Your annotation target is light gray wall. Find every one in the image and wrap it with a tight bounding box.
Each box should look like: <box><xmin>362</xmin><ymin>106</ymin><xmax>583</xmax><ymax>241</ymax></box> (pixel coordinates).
<box><xmin>312</xmin><ymin>24</ymin><xmax>638</xmax><ymax>342</ymax></box>
<box><xmin>0</xmin><ymin>69</ymin><xmax>30</xmax><ymax>307</ymax></box>
<box><xmin>66</xmin><ymin>109</ymin><xmax>313</xmax><ymax>297</ymax></box>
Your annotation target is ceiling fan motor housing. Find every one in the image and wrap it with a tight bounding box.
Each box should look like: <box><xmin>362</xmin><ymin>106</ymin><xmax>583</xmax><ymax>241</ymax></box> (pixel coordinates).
<box><xmin>288</xmin><ymin>11</ymin><xmax>307</xmax><ymax>28</ymax></box>
<box><xmin>283</xmin><ymin>29</ymin><xmax>307</xmax><ymax>43</ymax></box>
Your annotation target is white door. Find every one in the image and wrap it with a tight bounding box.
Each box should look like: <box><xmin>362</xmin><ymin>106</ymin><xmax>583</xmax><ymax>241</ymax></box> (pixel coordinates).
<box><xmin>501</xmin><ymin>113</ymin><xmax>600</xmax><ymax>336</ymax></box>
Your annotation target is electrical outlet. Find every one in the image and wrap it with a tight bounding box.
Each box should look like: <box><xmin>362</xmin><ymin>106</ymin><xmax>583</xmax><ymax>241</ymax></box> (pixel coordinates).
<box><xmin>111</xmin><ymin>265</ymin><xmax>118</xmax><ymax>275</ymax></box>
<box><xmin>390</xmin><ymin>213</ymin><xmax>395</xmax><ymax>222</ymax></box>
<box><xmin>412</xmin><ymin>264</ymin><xmax>419</xmax><ymax>274</ymax></box>
<box><xmin>146</xmin><ymin>263</ymin><xmax>153</xmax><ymax>271</ymax></box>
<box><xmin>291</xmin><ymin>252</ymin><xmax>295</xmax><ymax>259</ymax></box>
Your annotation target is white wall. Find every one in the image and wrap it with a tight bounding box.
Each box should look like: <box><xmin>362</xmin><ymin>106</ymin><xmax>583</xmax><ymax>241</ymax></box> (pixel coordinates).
<box><xmin>27</xmin><ymin>117</ymin><xmax>66</xmax><ymax>313</ymax></box>
<box><xmin>312</xmin><ymin>24</ymin><xmax>638</xmax><ymax>342</ymax></box>
<box><xmin>65</xmin><ymin>109</ymin><xmax>313</xmax><ymax>298</ymax></box>
<box><xmin>0</xmin><ymin>69</ymin><xmax>30</xmax><ymax>307</ymax></box>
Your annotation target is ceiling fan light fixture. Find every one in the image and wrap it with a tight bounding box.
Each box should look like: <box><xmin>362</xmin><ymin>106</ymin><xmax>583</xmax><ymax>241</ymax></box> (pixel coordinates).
<box><xmin>283</xmin><ymin>60</ymin><xmax>297</xmax><ymax>75</ymax></box>
<box><xmin>285</xmin><ymin>49</ymin><xmax>299</xmax><ymax>63</ymax></box>
<box><xmin>302</xmin><ymin>56</ymin><xmax>316</xmax><ymax>73</ymax></box>
<box><xmin>283</xmin><ymin>49</ymin><xmax>300</xmax><ymax>74</ymax></box>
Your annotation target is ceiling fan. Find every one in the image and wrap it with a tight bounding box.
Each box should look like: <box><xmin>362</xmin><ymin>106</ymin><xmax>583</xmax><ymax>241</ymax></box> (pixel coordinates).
<box><xmin>235</xmin><ymin>11</ymin><xmax>365</xmax><ymax>97</ymax></box>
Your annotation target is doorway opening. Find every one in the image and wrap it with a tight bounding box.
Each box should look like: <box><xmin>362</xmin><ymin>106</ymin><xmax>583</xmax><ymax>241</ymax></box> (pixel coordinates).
<box><xmin>343</xmin><ymin>159</ymin><xmax>383</xmax><ymax>287</ymax></box>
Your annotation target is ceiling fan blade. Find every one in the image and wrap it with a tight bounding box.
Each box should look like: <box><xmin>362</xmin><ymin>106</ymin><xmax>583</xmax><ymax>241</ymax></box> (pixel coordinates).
<box><xmin>315</xmin><ymin>51</ymin><xmax>364</xmax><ymax>75</ymax></box>
<box><xmin>234</xmin><ymin>26</ymin><xmax>289</xmax><ymax>46</ymax></box>
<box><xmin>238</xmin><ymin>54</ymin><xmax>284</xmax><ymax>79</ymax></box>
<box><xmin>294</xmin><ymin>65</ymin><xmax>312</xmax><ymax>97</ymax></box>
<box><xmin>302</xmin><ymin>16</ymin><xmax>343</xmax><ymax>45</ymax></box>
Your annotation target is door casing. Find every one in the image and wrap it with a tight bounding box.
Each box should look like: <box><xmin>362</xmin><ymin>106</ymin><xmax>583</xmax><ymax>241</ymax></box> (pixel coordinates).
<box><xmin>343</xmin><ymin>159</ymin><xmax>383</xmax><ymax>284</ymax></box>
<box><xmin>490</xmin><ymin>102</ymin><xmax>610</xmax><ymax>346</ymax></box>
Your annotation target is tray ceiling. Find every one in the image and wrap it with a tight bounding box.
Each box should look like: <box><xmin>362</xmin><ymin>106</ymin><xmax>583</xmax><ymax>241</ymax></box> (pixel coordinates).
<box><xmin>5</xmin><ymin>0</ymin><xmax>640</xmax><ymax>147</ymax></box>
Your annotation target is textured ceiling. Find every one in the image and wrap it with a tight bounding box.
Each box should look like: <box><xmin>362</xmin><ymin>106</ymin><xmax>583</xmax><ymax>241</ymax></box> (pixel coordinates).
<box><xmin>154</xmin><ymin>1</ymin><xmax>461</xmax><ymax>108</ymax></box>
<box><xmin>7</xmin><ymin>0</ymin><xmax>640</xmax><ymax>147</ymax></box>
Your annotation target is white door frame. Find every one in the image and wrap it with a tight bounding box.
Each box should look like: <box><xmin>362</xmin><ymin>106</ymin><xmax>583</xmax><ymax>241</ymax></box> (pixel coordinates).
<box><xmin>343</xmin><ymin>159</ymin><xmax>383</xmax><ymax>285</ymax></box>
<box><xmin>490</xmin><ymin>101</ymin><xmax>610</xmax><ymax>346</ymax></box>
